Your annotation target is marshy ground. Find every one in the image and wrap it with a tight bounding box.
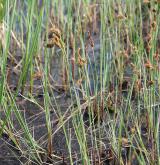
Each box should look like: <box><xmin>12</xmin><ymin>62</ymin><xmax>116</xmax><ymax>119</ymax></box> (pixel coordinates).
<box><xmin>0</xmin><ymin>0</ymin><xmax>160</xmax><ymax>165</ymax></box>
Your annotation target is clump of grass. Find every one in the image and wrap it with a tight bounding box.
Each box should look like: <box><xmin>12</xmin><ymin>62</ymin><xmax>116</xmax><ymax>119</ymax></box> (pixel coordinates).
<box><xmin>0</xmin><ymin>0</ymin><xmax>160</xmax><ymax>164</ymax></box>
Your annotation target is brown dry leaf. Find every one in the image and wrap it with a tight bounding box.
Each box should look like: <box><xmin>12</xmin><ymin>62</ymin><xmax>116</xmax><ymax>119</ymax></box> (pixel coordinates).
<box><xmin>116</xmin><ymin>13</ymin><xmax>126</xmax><ymax>20</ymax></box>
<box><xmin>143</xmin><ymin>0</ymin><xmax>150</xmax><ymax>3</ymax></box>
<box><xmin>151</xmin><ymin>21</ymin><xmax>157</xmax><ymax>31</ymax></box>
<box><xmin>144</xmin><ymin>60</ymin><xmax>154</xmax><ymax>70</ymax></box>
<box><xmin>121</xmin><ymin>137</ymin><xmax>130</xmax><ymax>147</ymax></box>
<box><xmin>45</xmin><ymin>26</ymin><xmax>62</xmax><ymax>48</ymax></box>
<box><xmin>47</xmin><ymin>26</ymin><xmax>61</xmax><ymax>39</ymax></box>
<box><xmin>147</xmin><ymin>80</ymin><xmax>154</xmax><ymax>87</ymax></box>
<box><xmin>46</xmin><ymin>36</ymin><xmax>62</xmax><ymax>48</ymax></box>
<box><xmin>78</xmin><ymin>57</ymin><xmax>87</xmax><ymax>67</ymax></box>
<box><xmin>77</xmin><ymin>48</ymin><xmax>87</xmax><ymax>67</ymax></box>
<box><xmin>134</xmin><ymin>79</ymin><xmax>142</xmax><ymax>92</ymax></box>
<box><xmin>33</xmin><ymin>71</ymin><xmax>43</xmax><ymax>79</ymax></box>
